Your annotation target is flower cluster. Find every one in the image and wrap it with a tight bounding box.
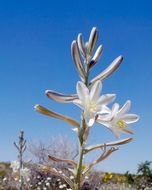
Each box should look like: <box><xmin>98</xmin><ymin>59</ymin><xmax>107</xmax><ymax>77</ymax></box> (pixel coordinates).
<box><xmin>35</xmin><ymin>27</ymin><xmax>139</xmax><ymax>190</ymax></box>
<box><xmin>10</xmin><ymin>160</ymin><xmax>30</xmax><ymax>182</ymax></box>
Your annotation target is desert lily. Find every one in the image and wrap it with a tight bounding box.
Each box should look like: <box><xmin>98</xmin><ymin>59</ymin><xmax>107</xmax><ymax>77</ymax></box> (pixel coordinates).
<box><xmin>73</xmin><ymin>80</ymin><xmax>115</xmax><ymax>126</ymax></box>
<box><xmin>97</xmin><ymin>101</ymin><xmax>139</xmax><ymax>138</ymax></box>
<box><xmin>35</xmin><ymin>27</ymin><xmax>139</xmax><ymax>190</ymax></box>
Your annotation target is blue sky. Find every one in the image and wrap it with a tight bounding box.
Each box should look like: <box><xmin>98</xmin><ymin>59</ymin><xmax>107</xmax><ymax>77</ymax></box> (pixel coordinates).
<box><xmin>0</xmin><ymin>0</ymin><xmax>152</xmax><ymax>173</ymax></box>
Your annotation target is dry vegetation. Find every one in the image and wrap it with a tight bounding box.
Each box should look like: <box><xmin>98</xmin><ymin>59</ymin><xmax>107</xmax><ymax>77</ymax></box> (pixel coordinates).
<box><xmin>0</xmin><ymin>136</ymin><xmax>152</xmax><ymax>190</ymax></box>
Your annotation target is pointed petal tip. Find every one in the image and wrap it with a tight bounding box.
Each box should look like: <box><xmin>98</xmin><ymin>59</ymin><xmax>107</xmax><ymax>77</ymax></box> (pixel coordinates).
<box><xmin>92</xmin><ymin>80</ymin><xmax>102</xmax><ymax>89</ymax></box>
<box><xmin>34</xmin><ymin>104</ymin><xmax>39</xmax><ymax>110</ymax></box>
<box><xmin>136</xmin><ymin>115</ymin><xmax>140</xmax><ymax>121</ymax></box>
<box><xmin>78</xmin><ymin>32</ymin><xmax>82</xmax><ymax>36</ymax></box>
<box><xmin>76</xmin><ymin>81</ymin><xmax>87</xmax><ymax>90</ymax></box>
<box><xmin>45</xmin><ymin>90</ymin><xmax>54</xmax><ymax>98</ymax></box>
<box><xmin>45</xmin><ymin>90</ymin><xmax>51</xmax><ymax>97</ymax></box>
<box><xmin>45</xmin><ymin>90</ymin><xmax>53</xmax><ymax>98</ymax></box>
<box><xmin>71</xmin><ymin>40</ymin><xmax>77</xmax><ymax>51</ymax></box>
<box><xmin>126</xmin><ymin>100</ymin><xmax>131</xmax><ymax>104</ymax></box>
<box><xmin>110</xmin><ymin>94</ymin><xmax>116</xmax><ymax>99</ymax></box>
<box><xmin>71</xmin><ymin>40</ymin><xmax>76</xmax><ymax>45</ymax></box>
<box><xmin>129</xmin><ymin>137</ymin><xmax>134</xmax><ymax>142</ymax></box>
<box><xmin>125</xmin><ymin>100</ymin><xmax>131</xmax><ymax>110</ymax></box>
<box><xmin>92</xmin><ymin>26</ymin><xmax>97</xmax><ymax>31</ymax></box>
<box><xmin>45</xmin><ymin>89</ymin><xmax>49</xmax><ymax>94</ymax></box>
<box><xmin>109</xmin><ymin>94</ymin><xmax>116</xmax><ymax>102</ymax></box>
<box><xmin>118</xmin><ymin>55</ymin><xmax>123</xmax><ymax>60</ymax></box>
<box><xmin>133</xmin><ymin>114</ymin><xmax>140</xmax><ymax>122</ymax></box>
<box><xmin>77</xmin><ymin>80</ymin><xmax>82</xmax><ymax>85</ymax></box>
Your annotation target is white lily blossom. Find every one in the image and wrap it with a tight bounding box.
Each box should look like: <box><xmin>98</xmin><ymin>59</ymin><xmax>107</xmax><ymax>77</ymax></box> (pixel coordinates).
<box><xmin>73</xmin><ymin>80</ymin><xmax>116</xmax><ymax>126</ymax></box>
<box><xmin>97</xmin><ymin>100</ymin><xmax>139</xmax><ymax>138</ymax></box>
<box><xmin>10</xmin><ymin>160</ymin><xmax>20</xmax><ymax>172</ymax></box>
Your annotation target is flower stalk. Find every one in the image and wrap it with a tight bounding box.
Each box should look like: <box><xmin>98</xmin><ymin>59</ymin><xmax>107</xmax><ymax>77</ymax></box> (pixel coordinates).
<box><xmin>14</xmin><ymin>131</ymin><xmax>26</xmax><ymax>190</ymax></box>
<box><xmin>75</xmin><ymin>52</ymin><xmax>90</xmax><ymax>189</ymax></box>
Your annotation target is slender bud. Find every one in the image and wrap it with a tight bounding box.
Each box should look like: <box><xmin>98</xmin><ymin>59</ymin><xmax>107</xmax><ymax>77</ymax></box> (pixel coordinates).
<box><xmin>35</xmin><ymin>104</ymin><xmax>80</xmax><ymax>128</ymax></box>
<box><xmin>77</xmin><ymin>33</ymin><xmax>86</xmax><ymax>58</ymax></box>
<box><xmin>87</xmin><ymin>27</ymin><xmax>98</xmax><ymax>55</ymax></box>
<box><xmin>89</xmin><ymin>45</ymin><xmax>103</xmax><ymax>69</ymax></box>
<box><xmin>90</xmin><ymin>55</ymin><xmax>123</xmax><ymax>85</ymax></box>
<box><xmin>71</xmin><ymin>41</ymin><xmax>86</xmax><ymax>81</ymax></box>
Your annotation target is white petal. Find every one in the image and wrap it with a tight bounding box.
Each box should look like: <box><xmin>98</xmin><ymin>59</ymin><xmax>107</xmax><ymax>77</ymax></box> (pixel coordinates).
<box><xmin>110</xmin><ymin>127</ymin><xmax>121</xmax><ymax>138</ymax></box>
<box><xmin>111</xmin><ymin>103</ymin><xmax>120</xmax><ymax>118</ymax></box>
<box><xmin>105</xmin><ymin>124</ymin><xmax>121</xmax><ymax>138</ymax></box>
<box><xmin>97</xmin><ymin>105</ymin><xmax>111</xmax><ymax>114</ymax></box>
<box><xmin>77</xmin><ymin>81</ymin><xmax>89</xmax><ymax>103</ymax></box>
<box><xmin>90</xmin><ymin>80</ymin><xmax>102</xmax><ymax>101</ymax></box>
<box><xmin>96</xmin><ymin>115</ymin><xmax>111</xmax><ymax>123</ymax></box>
<box><xmin>97</xmin><ymin>119</ymin><xmax>121</xmax><ymax>138</ymax></box>
<box><xmin>97</xmin><ymin>94</ymin><xmax>116</xmax><ymax>105</ymax></box>
<box><xmin>121</xmin><ymin>114</ymin><xmax>139</xmax><ymax>124</ymax></box>
<box><xmin>85</xmin><ymin>111</ymin><xmax>96</xmax><ymax>126</ymax></box>
<box><xmin>117</xmin><ymin>100</ymin><xmax>131</xmax><ymax>117</ymax></box>
<box><xmin>121</xmin><ymin>126</ymin><xmax>134</xmax><ymax>135</ymax></box>
<box><xmin>96</xmin><ymin>104</ymin><xmax>119</xmax><ymax>122</ymax></box>
<box><xmin>88</xmin><ymin>118</ymin><xmax>95</xmax><ymax>126</ymax></box>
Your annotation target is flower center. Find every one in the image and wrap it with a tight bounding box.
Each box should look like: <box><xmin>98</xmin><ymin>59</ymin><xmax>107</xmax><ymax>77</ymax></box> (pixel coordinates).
<box><xmin>86</xmin><ymin>100</ymin><xmax>97</xmax><ymax>113</ymax></box>
<box><xmin>117</xmin><ymin>120</ymin><xmax>126</xmax><ymax>129</ymax></box>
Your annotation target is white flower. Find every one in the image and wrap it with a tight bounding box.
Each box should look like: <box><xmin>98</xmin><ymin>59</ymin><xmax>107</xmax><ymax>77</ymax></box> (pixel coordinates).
<box><xmin>46</xmin><ymin>182</ymin><xmax>50</xmax><ymax>186</ymax></box>
<box><xmin>97</xmin><ymin>100</ymin><xmax>139</xmax><ymax>138</ymax></box>
<box><xmin>20</xmin><ymin>167</ymin><xmax>31</xmax><ymax>181</ymax></box>
<box><xmin>70</xmin><ymin>175</ymin><xmax>74</xmax><ymax>180</ymax></box>
<box><xmin>73</xmin><ymin>80</ymin><xmax>115</xmax><ymax>126</ymax></box>
<box><xmin>10</xmin><ymin>160</ymin><xmax>20</xmax><ymax>172</ymax></box>
<box><xmin>85</xmin><ymin>176</ymin><xmax>89</xmax><ymax>180</ymax></box>
<box><xmin>14</xmin><ymin>177</ymin><xmax>19</xmax><ymax>181</ymax></box>
<box><xmin>3</xmin><ymin>177</ymin><xmax>7</xmax><ymax>181</ymax></box>
<box><xmin>47</xmin><ymin>177</ymin><xmax>51</xmax><ymax>181</ymax></box>
<box><xmin>59</xmin><ymin>184</ymin><xmax>64</xmax><ymax>188</ymax></box>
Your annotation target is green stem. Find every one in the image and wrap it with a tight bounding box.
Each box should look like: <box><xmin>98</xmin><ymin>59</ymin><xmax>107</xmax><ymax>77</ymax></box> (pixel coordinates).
<box><xmin>85</xmin><ymin>62</ymin><xmax>90</xmax><ymax>86</ymax></box>
<box><xmin>74</xmin><ymin>61</ymin><xmax>90</xmax><ymax>190</ymax></box>
<box><xmin>75</xmin><ymin>145</ymin><xmax>84</xmax><ymax>189</ymax></box>
<box><xmin>75</xmin><ymin>117</ymin><xmax>86</xmax><ymax>189</ymax></box>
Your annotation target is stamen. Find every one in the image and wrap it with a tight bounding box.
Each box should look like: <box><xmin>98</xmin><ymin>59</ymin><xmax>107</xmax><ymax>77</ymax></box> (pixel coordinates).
<box><xmin>117</xmin><ymin>120</ymin><xmax>126</xmax><ymax>129</ymax></box>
